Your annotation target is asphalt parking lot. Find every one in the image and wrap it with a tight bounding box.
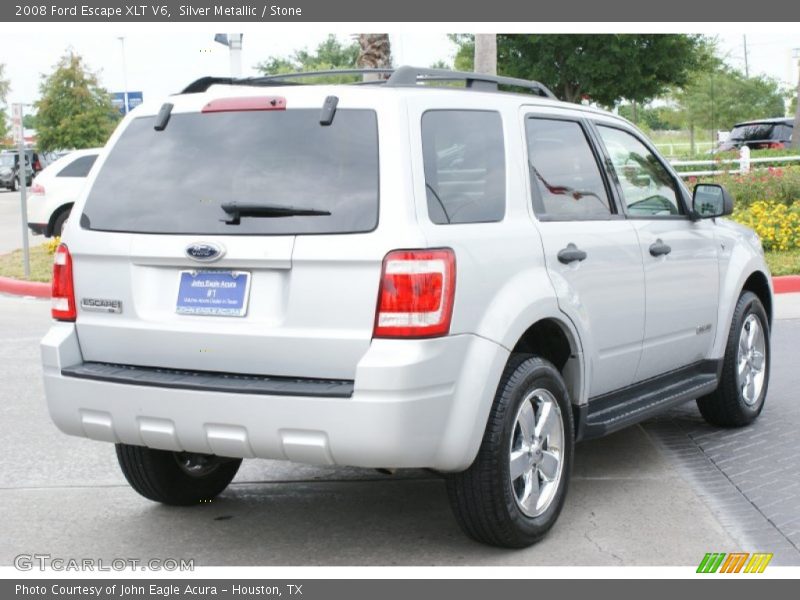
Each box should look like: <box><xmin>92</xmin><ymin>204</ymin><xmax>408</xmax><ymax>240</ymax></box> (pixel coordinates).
<box><xmin>1</xmin><ymin>294</ymin><xmax>798</xmax><ymax>566</ymax></box>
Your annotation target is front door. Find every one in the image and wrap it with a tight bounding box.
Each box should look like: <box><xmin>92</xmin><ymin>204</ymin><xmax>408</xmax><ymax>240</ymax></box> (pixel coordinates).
<box><xmin>593</xmin><ymin>124</ymin><xmax>719</xmax><ymax>381</ymax></box>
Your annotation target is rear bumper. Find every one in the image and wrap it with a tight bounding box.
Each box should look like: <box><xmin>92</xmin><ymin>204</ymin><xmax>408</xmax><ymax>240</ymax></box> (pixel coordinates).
<box><xmin>41</xmin><ymin>323</ymin><xmax>509</xmax><ymax>471</ymax></box>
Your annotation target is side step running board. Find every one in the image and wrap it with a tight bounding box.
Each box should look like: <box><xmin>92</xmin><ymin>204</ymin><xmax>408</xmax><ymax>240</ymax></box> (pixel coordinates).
<box><xmin>579</xmin><ymin>360</ymin><xmax>721</xmax><ymax>441</ymax></box>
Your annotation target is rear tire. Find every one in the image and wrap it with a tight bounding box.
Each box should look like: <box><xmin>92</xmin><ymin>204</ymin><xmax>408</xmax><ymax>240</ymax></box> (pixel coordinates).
<box><xmin>116</xmin><ymin>443</ymin><xmax>242</xmax><ymax>506</ymax></box>
<box><xmin>446</xmin><ymin>355</ymin><xmax>574</xmax><ymax>548</ymax></box>
<box><xmin>697</xmin><ymin>291</ymin><xmax>770</xmax><ymax>427</ymax></box>
<box><xmin>51</xmin><ymin>208</ymin><xmax>71</xmax><ymax>238</ymax></box>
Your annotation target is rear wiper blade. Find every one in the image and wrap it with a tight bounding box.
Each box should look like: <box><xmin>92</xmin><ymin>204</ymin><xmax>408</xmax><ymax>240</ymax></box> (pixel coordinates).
<box><xmin>220</xmin><ymin>201</ymin><xmax>331</xmax><ymax>225</ymax></box>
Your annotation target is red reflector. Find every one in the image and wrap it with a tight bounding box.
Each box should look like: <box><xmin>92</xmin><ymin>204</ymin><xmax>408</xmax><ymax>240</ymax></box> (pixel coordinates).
<box><xmin>374</xmin><ymin>249</ymin><xmax>456</xmax><ymax>339</ymax></box>
<box><xmin>31</xmin><ymin>183</ymin><xmax>45</xmax><ymax>195</ymax></box>
<box><xmin>201</xmin><ymin>96</ymin><xmax>286</xmax><ymax>113</ymax></box>
<box><xmin>51</xmin><ymin>244</ymin><xmax>76</xmax><ymax>321</ymax></box>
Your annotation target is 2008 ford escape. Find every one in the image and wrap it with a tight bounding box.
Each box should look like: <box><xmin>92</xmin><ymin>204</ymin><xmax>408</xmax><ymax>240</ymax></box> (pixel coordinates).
<box><xmin>41</xmin><ymin>67</ymin><xmax>773</xmax><ymax>548</ymax></box>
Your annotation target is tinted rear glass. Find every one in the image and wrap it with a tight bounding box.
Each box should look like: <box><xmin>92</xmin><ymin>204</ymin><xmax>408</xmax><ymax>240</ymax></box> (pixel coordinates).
<box><xmin>82</xmin><ymin>109</ymin><xmax>379</xmax><ymax>235</ymax></box>
<box><xmin>422</xmin><ymin>110</ymin><xmax>505</xmax><ymax>224</ymax></box>
<box><xmin>58</xmin><ymin>155</ymin><xmax>97</xmax><ymax>178</ymax></box>
<box><xmin>729</xmin><ymin>123</ymin><xmax>775</xmax><ymax>141</ymax></box>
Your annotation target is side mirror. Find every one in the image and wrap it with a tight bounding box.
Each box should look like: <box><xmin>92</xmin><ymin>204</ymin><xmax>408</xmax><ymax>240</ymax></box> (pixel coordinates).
<box><xmin>692</xmin><ymin>183</ymin><xmax>733</xmax><ymax>219</ymax></box>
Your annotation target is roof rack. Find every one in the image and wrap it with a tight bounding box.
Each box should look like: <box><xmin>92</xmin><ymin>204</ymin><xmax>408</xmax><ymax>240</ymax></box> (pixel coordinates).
<box><xmin>387</xmin><ymin>66</ymin><xmax>556</xmax><ymax>99</ymax></box>
<box><xmin>180</xmin><ymin>66</ymin><xmax>557</xmax><ymax>99</ymax></box>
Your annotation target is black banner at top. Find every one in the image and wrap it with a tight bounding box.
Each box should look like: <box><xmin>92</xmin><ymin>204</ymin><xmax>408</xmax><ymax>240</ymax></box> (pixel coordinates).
<box><xmin>2</xmin><ymin>0</ymin><xmax>799</xmax><ymax>22</ymax></box>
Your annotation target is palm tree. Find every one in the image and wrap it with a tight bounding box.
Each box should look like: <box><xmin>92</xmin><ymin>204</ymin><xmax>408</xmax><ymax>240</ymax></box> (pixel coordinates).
<box><xmin>474</xmin><ymin>34</ymin><xmax>497</xmax><ymax>75</ymax></box>
<box><xmin>357</xmin><ymin>34</ymin><xmax>392</xmax><ymax>81</ymax></box>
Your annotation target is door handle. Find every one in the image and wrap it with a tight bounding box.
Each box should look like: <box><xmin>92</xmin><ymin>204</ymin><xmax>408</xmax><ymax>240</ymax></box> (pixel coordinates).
<box><xmin>649</xmin><ymin>239</ymin><xmax>672</xmax><ymax>257</ymax></box>
<box><xmin>557</xmin><ymin>243</ymin><xmax>588</xmax><ymax>264</ymax></box>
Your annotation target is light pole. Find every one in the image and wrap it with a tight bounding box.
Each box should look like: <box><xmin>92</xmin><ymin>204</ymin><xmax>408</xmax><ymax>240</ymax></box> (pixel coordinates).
<box><xmin>214</xmin><ymin>34</ymin><xmax>243</xmax><ymax>78</ymax></box>
<box><xmin>11</xmin><ymin>103</ymin><xmax>30</xmax><ymax>277</ymax></box>
<box><xmin>118</xmin><ymin>36</ymin><xmax>129</xmax><ymax>115</ymax></box>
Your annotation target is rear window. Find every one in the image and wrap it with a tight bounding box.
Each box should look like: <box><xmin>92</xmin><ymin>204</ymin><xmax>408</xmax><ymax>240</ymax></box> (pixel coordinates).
<box><xmin>57</xmin><ymin>155</ymin><xmax>97</xmax><ymax>178</ymax></box>
<box><xmin>81</xmin><ymin>109</ymin><xmax>379</xmax><ymax>235</ymax></box>
<box><xmin>729</xmin><ymin>123</ymin><xmax>775</xmax><ymax>142</ymax></box>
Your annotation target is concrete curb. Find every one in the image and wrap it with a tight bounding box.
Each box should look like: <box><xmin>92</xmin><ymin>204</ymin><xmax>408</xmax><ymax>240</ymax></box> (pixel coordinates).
<box><xmin>0</xmin><ymin>276</ymin><xmax>51</xmax><ymax>298</ymax></box>
<box><xmin>773</xmin><ymin>275</ymin><xmax>800</xmax><ymax>295</ymax></box>
<box><xmin>1</xmin><ymin>274</ymin><xmax>800</xmax><ymax>300</ymax></box>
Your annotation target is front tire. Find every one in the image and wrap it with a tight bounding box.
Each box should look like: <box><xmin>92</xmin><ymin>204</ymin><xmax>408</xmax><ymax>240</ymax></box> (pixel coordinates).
<box><xmin>697</xmin><ymin>291</ymin><xmax>770</xmax><ymax>427</ymax></box>
<box><xmin>11</xmin><ymin>177</ymin><xmax>18</xmax><ymax>192</ymax></box>
<box><xmin>446</xmin><ymin>355</ymin><xmax>574</xmax><ymax>548</ymax></box>
<box><xmin>116</xmin><ymin>444</ymin><xmax>242</xmax><ymax>506</ymax></box>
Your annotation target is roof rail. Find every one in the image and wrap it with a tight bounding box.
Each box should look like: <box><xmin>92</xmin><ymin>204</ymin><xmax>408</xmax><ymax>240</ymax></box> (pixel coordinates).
<box><xmin>385</xmin><ymin>66</ymin><xmax>556</xmax><ymax>99</ymax></box>
<box><xmin>180</xmin><ymin>66</ymin><xmax>558</xmax><ymax>99</ymax></box>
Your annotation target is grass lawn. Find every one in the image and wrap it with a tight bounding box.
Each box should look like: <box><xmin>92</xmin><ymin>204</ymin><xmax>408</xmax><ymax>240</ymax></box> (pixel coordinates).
<box><xmin>0</xmin><ymin>243</ymin><xmax>54</xmax><ymax>283</ymax></box>
<box><xmin>765</xmin><ymin>250</ymin><xmax>800</xmax><ymax>277</ymax></box>
<box><xmin>0</xmin><ymin>244</ymin><xmax>798</xmax><ymax>285</ymax></box>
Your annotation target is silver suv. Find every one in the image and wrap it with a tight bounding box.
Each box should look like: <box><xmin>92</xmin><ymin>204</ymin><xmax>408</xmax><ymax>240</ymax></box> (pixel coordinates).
<box><xmin>41</xmin><ymin>67</ymin><xmax>773</xmax><ymax>548</ymax></box>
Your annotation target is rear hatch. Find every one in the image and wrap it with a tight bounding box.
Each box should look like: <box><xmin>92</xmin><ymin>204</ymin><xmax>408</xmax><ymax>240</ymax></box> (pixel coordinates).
<box><xmin>70</xmin><ymin>90</ymin><xmax>409</xmax><ymax>381</ymax></box>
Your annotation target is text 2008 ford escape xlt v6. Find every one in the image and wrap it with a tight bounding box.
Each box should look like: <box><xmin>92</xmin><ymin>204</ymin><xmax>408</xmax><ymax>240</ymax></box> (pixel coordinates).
<box><xmin>41</xmin><ymin>67</ymin><xmax>773</xmax><ymax>548</ymax></box>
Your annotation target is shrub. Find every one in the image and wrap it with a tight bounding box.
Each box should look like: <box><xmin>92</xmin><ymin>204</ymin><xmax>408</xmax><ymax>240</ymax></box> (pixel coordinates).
<box><xmin>731</xmin><ymin>200</ymin><xmax>800</xmax><ymax>252</ymax></box>
<box><xmin>693</xmin><ymin>166</ymin><xmax>800</xmax><ymax>208</ymax></box>
<box><xmin>45</xmin><ymin>236</ymin><xmax>60</xmax><ymax>255</ymax></box>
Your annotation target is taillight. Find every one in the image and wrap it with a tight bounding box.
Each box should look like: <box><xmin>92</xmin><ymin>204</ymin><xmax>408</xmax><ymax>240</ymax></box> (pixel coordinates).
<box><xmin>374</xmin><ymin>249</ymin><xmax>456</xmax><ymax>338</ymax></box>
<box><xmin>31</xmin><ymin>183</ymin><xmax>45</xmax><ymax>195</ymax></box>
<box><xmin>202</xmin><ymin>96</ymin><xmax>286</xmax><ymax>113</ymax></box>
<box><xmin>51</xmin><ymin>244</ymin><xmax>76</xmax><ymax>321</ymax></box>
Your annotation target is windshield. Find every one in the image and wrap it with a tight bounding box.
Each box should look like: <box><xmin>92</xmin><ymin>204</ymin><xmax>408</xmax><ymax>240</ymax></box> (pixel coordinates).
<box><xmin>0</xmin><ymin>155</ymin><xmax>14</xmax><ymax>167</ymax></box>
<box><xmin>81</xmin><ymin>108</ymin><xmax>379</xmax><ymax>235</ymax></box>
<box><xmin>729</xmin><ymin>123</ymin><xmax>776</xmax><ymax>142</ymax></box>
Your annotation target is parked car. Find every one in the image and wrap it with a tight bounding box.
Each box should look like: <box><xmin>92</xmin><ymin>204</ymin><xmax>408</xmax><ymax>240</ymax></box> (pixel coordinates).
<box><xmin>0</xmin><ymin>151</ymin><xmax>34</xmax><ymax>191</ymax></box>
<box><xmin>718</xmin><ymin>117</ymin><xmax>794</xmax><ymax>151</ymax></box>
<box><xmin>41</xmin><ymin>67</ymin><xmax>773</xmax><ymax>548</ymax></box>
<box><xmin>26</xmin><ymin>148</ymin><xmax>100</xmax><ymax>237</ymax></box>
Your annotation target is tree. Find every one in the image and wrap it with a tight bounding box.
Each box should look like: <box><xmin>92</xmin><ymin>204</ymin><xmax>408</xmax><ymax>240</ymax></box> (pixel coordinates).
<box><xmin>356</xmin><ymin>34</ymin><xmax>392</xmax><ymax>80</ymax></box>
<box><xmin>451</xmin><ymin>34</ymin><xmax>707</xmax><ymax>106</ymax></box>
<box><xmin>255</xmin><ymin>34</ymin><xmax>360</xmax><ymax>82</ymax></box>
<box><xmin>0</xmin><ymin>64</ymin><xmax>9</xmax><ymax>142</ymax></box>
<box><xmin>22</xmin><ymin>113</ymin><xmax>37</xmax><ymax>130</ymax></box>
<box><xmin>0</xmin><ymin>63</ymin><xmax>9</xmax><ymax>104</ymax></box>
<box><xmin>34</xmin><ymin>51</ymin><xmax>118</xmax><ymax>152</ymax></box>
<box><xmin>474</xmin><ymin>34</ymin><xmax>497</xmax><ymax>75</ymax></box>
<box><xmin>793</xmin><ymin>64</ymin><xmax>800</xmax><ymax>150</ymax></box>
<box><xmin>675</xmin><ymin>60</ymin><xmax>786</xmax><ymax>144</ymax></box>
<box><xmin>0</xmin><ymin>109</ymin><xmax>8</xmax><ymax>142</ymax></box>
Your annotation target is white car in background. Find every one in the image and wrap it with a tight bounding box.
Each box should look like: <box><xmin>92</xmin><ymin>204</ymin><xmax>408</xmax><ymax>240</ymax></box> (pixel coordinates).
<box><xmin>27</xmin><ymin>148</ymin><xmax>101</xmax><ymax>238</ymax></box>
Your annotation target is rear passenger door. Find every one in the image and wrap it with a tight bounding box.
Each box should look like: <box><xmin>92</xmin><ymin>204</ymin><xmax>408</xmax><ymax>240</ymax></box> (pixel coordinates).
<box><xmin>524</xmin><ymin>112</ymin><xmax>645</xmax><ymax>397</ymax></box>
<box><xmin>592</xmin><ymin>124</ymin><xmax>719</xmax><ymax>381</ymax></box>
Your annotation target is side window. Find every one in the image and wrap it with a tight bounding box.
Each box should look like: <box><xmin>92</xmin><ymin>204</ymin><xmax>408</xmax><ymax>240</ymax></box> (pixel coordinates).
<box><xmin>597</xmin><ymin>126</ymin><xmax>682</xmax><ymax>217</ymax></box>
<box><xmin>57</xmin><ymin>155</ymin><xmax>97</xmax><ymax>178</ymax></box>
<box><xmin>422</xmin><ymin>110</ymin><xmax>505</xmax><ymax>224</ymax></box>
<box><xmin>526</xmin><ymin>118</ymin><xmax>612</xmax><ymax>219</ymax></box>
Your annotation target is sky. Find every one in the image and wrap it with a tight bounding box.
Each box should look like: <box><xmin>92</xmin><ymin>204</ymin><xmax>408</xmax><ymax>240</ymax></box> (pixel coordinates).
<box><xmin>0</xmin><ymin>28</ymin><xmax>798</xmax><ymax>108</ymax></box>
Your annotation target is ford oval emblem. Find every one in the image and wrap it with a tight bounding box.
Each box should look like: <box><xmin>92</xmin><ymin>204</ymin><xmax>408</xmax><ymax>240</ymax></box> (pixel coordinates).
<box><xmin>185</xmin><ymin>242</ymin><xmax>225</xmax><ymax>263</ymax></box>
